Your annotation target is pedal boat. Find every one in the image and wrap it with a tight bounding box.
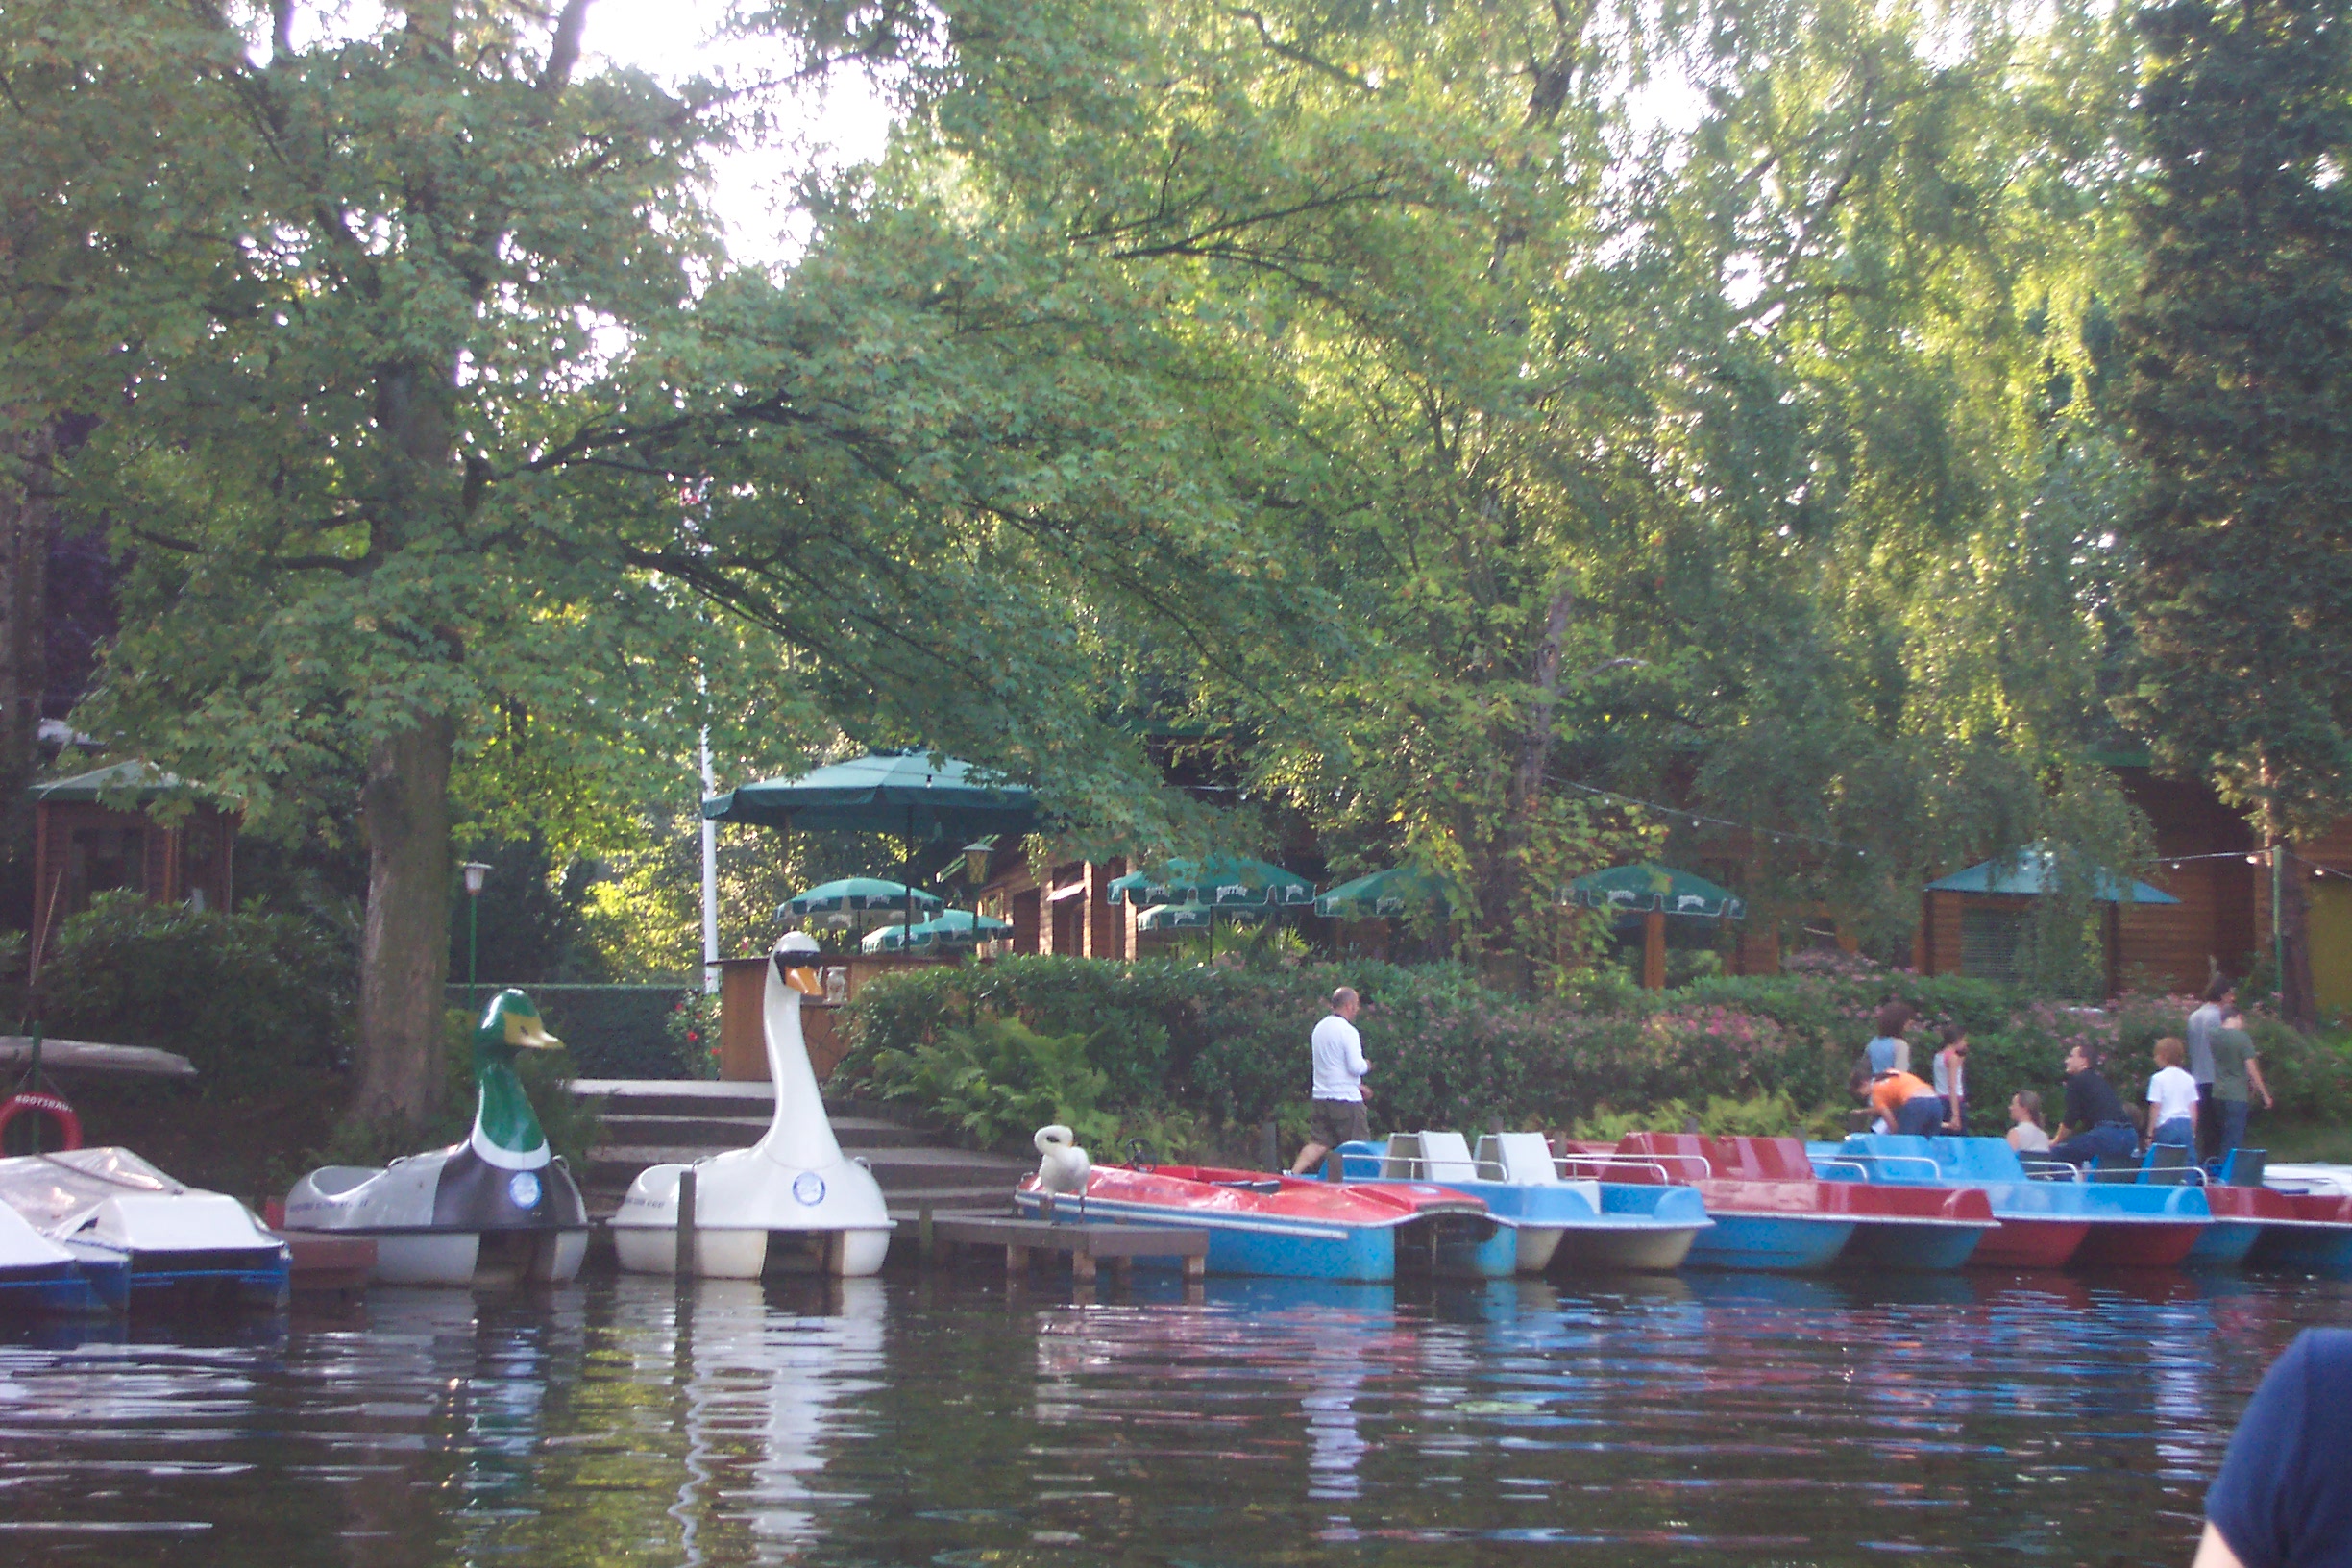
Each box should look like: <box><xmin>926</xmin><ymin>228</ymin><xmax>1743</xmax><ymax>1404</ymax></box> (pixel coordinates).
<box><xmin>1014</xmin><ymin>1162</ymin><xmax>1495</xmax><ymax>1282</ymax></box>
<box><xmin>1823</xmin><ymin>1136</ymin><xmax>2207</xmax><ymax>1268</ymax></box>
<box><xmin>0</xmin><ymin>1201</ymin><xmax>110</xmax><ymax>1315</ymax></box>
<box><xmin>612</xmin><ymin>934</ymin><xmax>893</xmax><ymax>1278</ymax></box>
<box><xmin>1333</xmin><ymin>1132</ymin><xmax>1711</xmax><ymax>1272</ymax></box>
<box><xmin>2245</xmin><ymin>1168</ymin><xmax>2352</xmax><ymax>1271</ymax></box>
<box><xmin>1583</xmin><ymin>1135</ymin><xmax>1995</xmax><ymax>1271</ymax></box>
<box><xmin>284</xmin><ymin>991</ymin><xmax>589</xmax><ymax>1286</ymax></box>
<box><xmin>0</xmin><ymin>1146</ymin><xmax>286</xmax><ymax>1311</ymax></box>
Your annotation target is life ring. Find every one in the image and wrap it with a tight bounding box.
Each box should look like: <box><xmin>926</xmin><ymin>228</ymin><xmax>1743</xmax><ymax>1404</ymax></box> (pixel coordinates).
<box><xmin>0</xmin><ymin>1090</ymin><xmax>82</xmax><ymax>1151</ymax></box>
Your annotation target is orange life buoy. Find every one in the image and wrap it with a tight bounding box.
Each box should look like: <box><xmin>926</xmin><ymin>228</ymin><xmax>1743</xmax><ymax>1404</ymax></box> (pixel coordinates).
<box><xmin>0</xmin><ymin>1090</ymin><xmax>82</xmax><ymax>1151</ymax></box>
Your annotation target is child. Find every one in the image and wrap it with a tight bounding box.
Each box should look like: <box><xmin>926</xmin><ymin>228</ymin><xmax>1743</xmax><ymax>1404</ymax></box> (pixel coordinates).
<box><xmin>2007</xmin><ymin>1090</ymin><xmax>2050</xmax><ymax>1153</ymax></box>
<box><xmin>1932</xmin><ymin>1026</ymin><xmax>1968</xmax><ymax>1133</ymax></box>
<box><xmin>2145</xmin><ymin>1037</ymin><xmax>2199</xmax><ymax>1150</ymax></box>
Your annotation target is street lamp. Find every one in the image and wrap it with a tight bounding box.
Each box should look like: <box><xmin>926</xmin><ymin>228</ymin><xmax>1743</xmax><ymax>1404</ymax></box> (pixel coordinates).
<box><xmin>461</xmin><ymin>862</ymin><xmax>492</xmax><ymax>1011</ymax></box>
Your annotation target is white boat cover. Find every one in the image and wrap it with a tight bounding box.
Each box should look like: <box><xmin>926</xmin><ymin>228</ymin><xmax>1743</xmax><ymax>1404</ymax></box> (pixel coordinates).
<box><xmin>0</xmin><ymin>1146</ymin><xmax>187</xmax><ymax>1235</ymax></box>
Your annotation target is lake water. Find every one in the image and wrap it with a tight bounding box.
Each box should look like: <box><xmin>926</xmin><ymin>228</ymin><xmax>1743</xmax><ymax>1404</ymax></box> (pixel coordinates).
<box><xmin>2</xmin><ymin>1265</ymin><xmax>2342</xmax><ymax>1565</ymax></box>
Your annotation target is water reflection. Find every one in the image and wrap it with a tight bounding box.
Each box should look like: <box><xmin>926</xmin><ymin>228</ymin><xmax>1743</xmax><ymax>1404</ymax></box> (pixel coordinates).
<box><xmin>1</xmin><ymin>1267</ymin><xmax>2347</xmax><ymax>1566</ymax></box>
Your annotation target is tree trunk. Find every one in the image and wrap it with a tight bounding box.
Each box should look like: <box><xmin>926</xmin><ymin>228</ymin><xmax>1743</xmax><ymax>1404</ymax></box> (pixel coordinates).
<box><xmin>2275</xmin><ymin>832</ymin><xmax>2318</xmax><ymax>1027</ymax></box>
<box><xmin>352</xmin><ymin>714</ymin><xmax>456</xmax><ymax>1129</ymax></box>
<box><xmin>0</xmin><ymin>422</ymin><xmax>55</xmax><ymax>846</ymax></box>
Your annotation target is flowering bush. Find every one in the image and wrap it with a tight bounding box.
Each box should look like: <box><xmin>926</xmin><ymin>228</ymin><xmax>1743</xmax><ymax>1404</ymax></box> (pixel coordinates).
<box><xmin>665</xmin><ymin>992</ymin><xmax>722</xmax><ymax>1081</ymax></box>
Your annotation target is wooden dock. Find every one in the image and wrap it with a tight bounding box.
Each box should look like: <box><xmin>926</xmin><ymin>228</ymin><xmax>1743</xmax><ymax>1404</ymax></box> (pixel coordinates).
<box><xmin>922</xmin><ymin>1212</ymin><xmax>1208</xmax><ymax>1284</ymax></box>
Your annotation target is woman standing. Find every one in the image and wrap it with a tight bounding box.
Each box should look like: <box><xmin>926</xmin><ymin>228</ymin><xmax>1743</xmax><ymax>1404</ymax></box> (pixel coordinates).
<box><xmin>1931</xmin><ymin>1027</ymin><xmax>1968</xmax><ymax>1134</ymax></box>
<box><xmin>1863</xmin><ymin>1001</ymin><xmax>1915</xmax><ymax>1077</ymax></box>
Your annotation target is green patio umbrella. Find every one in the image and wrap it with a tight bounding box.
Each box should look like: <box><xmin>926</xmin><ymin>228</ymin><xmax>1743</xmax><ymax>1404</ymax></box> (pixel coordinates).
<box><xmin>706</xmin><ymin>749</ymin><xmax>1040</xmax><ymax>940</ymax></box>
<box><xmin>861</xmin><ymin>909</ymin><xmax>1015</xmax><ymax>953</ymax></box>
<box><xmin>1924</xmin><ymin>845</ymin><xmax>2180</xmax><ymax>904</ymax></box>
<box><xmin>1561</xmin><ymin>864</ymin><xmax>1747</xmax><ymax>920</ymax></box>
<box><xmin>1135</xmin><ymin>901</ymin><xmax>1268</xmax><ymax>933</ymax></box>
<box><xmin>778</xmin><ymin>877</ymin><xmax>943</xmax><ymax>930</ymax></box>
<box><xmin>1313</xmin><ymin>867</ymin><xmax>1452</xmax><ymax>919</ymax></box>
<box><xmin>1105</xmin><ymin>855</ymin><xmax>1316</xmax><ymax>908</ymax></box>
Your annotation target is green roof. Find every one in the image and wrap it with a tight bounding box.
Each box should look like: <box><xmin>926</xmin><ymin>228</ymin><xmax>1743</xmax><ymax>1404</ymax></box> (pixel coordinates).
<box><xmin>28</xmin><ymin>761</ymin><xmax>184</xmax><ymax>804</ymax></box>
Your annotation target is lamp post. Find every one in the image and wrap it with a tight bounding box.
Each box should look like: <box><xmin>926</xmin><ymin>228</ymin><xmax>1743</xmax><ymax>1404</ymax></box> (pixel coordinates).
<box><xmin>462</xmin><ymin>861</ymin><xmax>492</xmax><ymax>1012</ymax></box>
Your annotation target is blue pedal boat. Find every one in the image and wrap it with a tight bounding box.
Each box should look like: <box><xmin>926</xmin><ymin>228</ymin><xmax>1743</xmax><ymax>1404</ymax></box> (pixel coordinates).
<box><xmin>0</xmin><ymin>1148</ymin><xmax>289</xmax><ymax>1312</ymax></box>
<box><xmin>1335</xmin><ymin>1133</ymin><xmax>1712</xmax><ymax>1272</ymax></box>
<box><xmin>1602</xmin><ymin>1135</ymin><xmax>1996</xmax><ymax>1271</ymax></box>
<box><xmin>0</xmin><ymin>1203</ymin><xmax>111</xmax><ymax>1316</ymax></box>
<box><xmin>1821</xmin><ymin>1136</ymin><xmax>2208</xmax><ymax>1268</ymax></box>
<box><xmin>1014</xmin><ymin>1162</ymin><xmax>1497</xmax><ymax>1283</ymax></box>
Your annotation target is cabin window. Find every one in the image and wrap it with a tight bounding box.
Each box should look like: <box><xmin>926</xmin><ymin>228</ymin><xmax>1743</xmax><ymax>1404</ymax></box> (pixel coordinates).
<box><xmin>1961</xmin><ymin>905</ymin><xmax>2027</xmax><ymax>982</ymax></box>
<box><xmin>67</xmin><ymin>823</ymin><xmax>148</xmax><ymax>914</ymax></box>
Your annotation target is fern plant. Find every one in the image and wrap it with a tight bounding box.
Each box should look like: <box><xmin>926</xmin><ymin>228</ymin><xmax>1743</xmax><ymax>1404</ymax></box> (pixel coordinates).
<box><xmin>869</xmin><ymin>1013</ymin><xmax>1119</xmax><ymax>1150</ymax></box>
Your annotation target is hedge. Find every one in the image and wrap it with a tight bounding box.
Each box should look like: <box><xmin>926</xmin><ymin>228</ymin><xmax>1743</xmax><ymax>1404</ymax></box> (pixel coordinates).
<box><xmin>838</xmin><ymin>953</ymin><xmax>2352</xmax><ymax>1155</ymax></box>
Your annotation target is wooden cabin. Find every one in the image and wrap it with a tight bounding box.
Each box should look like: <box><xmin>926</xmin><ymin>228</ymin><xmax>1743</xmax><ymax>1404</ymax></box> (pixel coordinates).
<box><xmin>27</xmin><ymin>762</ymin><xmax>237</xmax><ymax>960</ymax></box>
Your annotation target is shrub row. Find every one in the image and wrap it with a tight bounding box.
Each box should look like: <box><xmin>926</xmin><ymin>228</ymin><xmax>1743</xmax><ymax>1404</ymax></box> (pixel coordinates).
<box><xmin>839</xmin><ymin>954</ymin><xmax>2352</xmax><ymax>1154</ymax></box>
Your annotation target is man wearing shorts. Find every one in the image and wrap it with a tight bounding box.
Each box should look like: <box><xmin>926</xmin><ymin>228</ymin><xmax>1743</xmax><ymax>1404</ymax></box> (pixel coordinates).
<box><xmin>1290</xmin><ymin>987</ymin><xmax>1369</xmax><ymax>1175</ymax></box>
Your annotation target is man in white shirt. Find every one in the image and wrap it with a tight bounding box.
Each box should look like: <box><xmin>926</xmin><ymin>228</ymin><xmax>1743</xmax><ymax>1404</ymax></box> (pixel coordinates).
<box><xmin>1290</xmin><ymin>987</ymin><xmax>1369</xmax><ymax>1175</ymax></box>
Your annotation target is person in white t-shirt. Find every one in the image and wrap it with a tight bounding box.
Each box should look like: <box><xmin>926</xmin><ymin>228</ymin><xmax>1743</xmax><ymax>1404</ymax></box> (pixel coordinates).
<box><xmin>1290</xmin><ymin>987</ymin><xmax>1369</xmax><ymax>1176</ymax></box>
<box><xmin>2146</xmin><ymin>1036</ymin><xmax>2200</xmax><ymax>1151</ymax></box>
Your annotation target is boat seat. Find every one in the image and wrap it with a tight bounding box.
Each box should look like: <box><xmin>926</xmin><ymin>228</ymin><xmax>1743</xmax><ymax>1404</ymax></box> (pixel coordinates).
<box><xmin>1413</xmin><ymin>1131</ymin><xmax>1480</xmax><ymax>1182</ymax></box>
<box><xmin>1382</xmin><ymin>1133</ymin><xmax>1425</xmax><ymax>1181</ymax></box>
<box><xmin>2222</xmin><ymin>1148</ymin><xmax>2267</xmax><ymax>1188</ymax></box>
<box><xmin>1619</xmin><ymin>1132</ymin><xmax>1715</xmax><ymax>1181</ymax></box>
<box><xmin>1478</xmin><ymin>1133</ymin><xmax>1560</xmax><ymax>1186</ymax></box>
<box><xmin>2138</xmin><ymin>1144</ymin><xmax>2194</xmax><ymax>1186</ymax></box>
<box><xmin>1734</xmin><ymin>1138</ymin><xmax>1818</xmax><ymax>1183</ymax></box>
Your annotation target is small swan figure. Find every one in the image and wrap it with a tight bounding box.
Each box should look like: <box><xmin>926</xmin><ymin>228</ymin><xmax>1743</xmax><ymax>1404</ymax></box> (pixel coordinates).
<box><xmin>1034</xmin><ymin>1124</ymin><xmax>1092</xmax><ymax>1197</ymax></box>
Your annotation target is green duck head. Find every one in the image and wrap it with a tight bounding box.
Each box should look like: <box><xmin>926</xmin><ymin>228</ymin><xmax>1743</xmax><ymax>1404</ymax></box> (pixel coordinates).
<box><xmin>473</xmin><ymin>989</ymin><xmax>563</xmax><ymax>1162</ymax></box>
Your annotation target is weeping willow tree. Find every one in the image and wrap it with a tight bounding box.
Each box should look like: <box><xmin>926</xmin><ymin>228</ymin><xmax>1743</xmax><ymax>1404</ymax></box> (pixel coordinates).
<box><xmin>828</xmin><ymin>0</ymin><xmax>2155</xmax><ymax>987</ymax></box>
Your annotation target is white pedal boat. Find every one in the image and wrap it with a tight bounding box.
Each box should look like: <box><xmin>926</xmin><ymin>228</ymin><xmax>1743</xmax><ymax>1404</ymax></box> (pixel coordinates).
<box><xmin>611</xmin><ymin>933</ymin><xmax>893</xmax><ymax>1278</ymax></box>
<box><xmin>284</xmin><ymin>990</ymin><xmax>588</xmax><ymax>1286</ymax></box>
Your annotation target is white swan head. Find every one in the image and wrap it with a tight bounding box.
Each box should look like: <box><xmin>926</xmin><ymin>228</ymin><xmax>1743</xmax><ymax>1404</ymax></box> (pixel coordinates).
<box><xmin>772</xmin><ymin>931</ymin><xmax>823</xmax><ymax>995</ymax></box>
<box><xmin>1034</xmin><ymin>1124</ymin><xmax>1091</xmax><ymax>1195</ymax></box>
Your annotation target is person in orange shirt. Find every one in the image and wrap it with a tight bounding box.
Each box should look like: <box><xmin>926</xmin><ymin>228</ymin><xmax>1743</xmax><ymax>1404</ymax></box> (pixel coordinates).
<box><xmin>1855</xmin><ymin>1069</ymin><xmax>1948</xmax><ymax>1137</ymax></box>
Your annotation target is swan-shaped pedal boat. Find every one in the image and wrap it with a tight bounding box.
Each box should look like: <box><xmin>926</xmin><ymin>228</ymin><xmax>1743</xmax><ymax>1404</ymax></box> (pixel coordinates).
<box><xmin>283</xmin><ymin>990</ymin><xmax>588</xmax><ymax>1286</ymax></box>
<box><xmin>612</xmin><ymin>933</ymin><xmax>894</xmax><ymax>1278</ymax></box>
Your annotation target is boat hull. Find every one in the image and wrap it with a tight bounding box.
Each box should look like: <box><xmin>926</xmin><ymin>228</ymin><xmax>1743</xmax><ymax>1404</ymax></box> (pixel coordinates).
<box><xmin>1683</xmin><ymin>1207</ymin><xmax>1854</xmax><ymax>1272</ymax></box>
<box><xmin>1968</xmin><ymin>1217</ymin><xmax>2091</xmax><ymax>1269</ymax></box>
<box><xmin>1846</xmin><ymin>1219</ymin><xmax>1987</xmax><ymax>1271</ymax></box>
<box><xmin>2244</xmin><ymin>1189</ymin><xmax>2352</xmax><ymax>1271</ymax></box>
<box><xmin>0</xmin><ymin>1262</ymin><xmax>104</xmax><ymax>1316</ymax></box>
<box><xmin>1015</xmin><ymin>1165</ymin><xmax>1494</xmax><ymax>1283</ymax></box>
<box><xmin>2070</xmin><ymin>1220</ymin><xmax>2204</xmax><ymax>1269</ymax></box>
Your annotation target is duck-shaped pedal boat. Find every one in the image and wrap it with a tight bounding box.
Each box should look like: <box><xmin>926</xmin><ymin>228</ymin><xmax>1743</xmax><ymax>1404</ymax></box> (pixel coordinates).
<box><xmin>611</xmin><ymin>934</ymin><xmax>893</xmax><ymax>1278</ymax></box>
<box><xmin>283</xmin><ymin>990</ymin><xmax>588</xmax><ymax>1286</ymax></box>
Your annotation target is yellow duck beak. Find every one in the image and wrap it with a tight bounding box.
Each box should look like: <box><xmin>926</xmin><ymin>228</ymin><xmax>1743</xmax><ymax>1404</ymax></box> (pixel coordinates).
<box><xmin>503</xmin><ymin>1009</ymin><xmax>564</xmax><ymax>1051</ymax></box>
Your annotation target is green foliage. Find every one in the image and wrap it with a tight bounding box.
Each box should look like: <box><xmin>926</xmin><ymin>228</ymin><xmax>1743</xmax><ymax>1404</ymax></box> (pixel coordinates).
<box><xmin>1569</xmin><ymin>1091</ymin><xmax>1811</xmax><ymax>1142</ymax></box>
<box><xmin>37</xmin><ymin>892</ymin><xmax>355</xmax><ymax>1091</ymax></box>
<box><xmin>868</xmin><ymin>1013</ymin><xmax>1118</xmax><ymax>1152</ymax></box>
<box><xmin>665</xmin><ymin>992</ymin><xmax>723</xmax><ymax>1082</ymax></box>
<box><xmin>845</xmin><ymin>955</ymin><xmax>2352</xmax><ymax>1150</ymax></box>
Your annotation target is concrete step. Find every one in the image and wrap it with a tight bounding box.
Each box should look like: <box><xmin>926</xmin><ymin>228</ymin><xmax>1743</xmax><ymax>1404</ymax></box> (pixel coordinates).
<box><xmin>591</xmin><ymin>1113</ymin><xmax>926</xmax><ymax>1150</ymax></box>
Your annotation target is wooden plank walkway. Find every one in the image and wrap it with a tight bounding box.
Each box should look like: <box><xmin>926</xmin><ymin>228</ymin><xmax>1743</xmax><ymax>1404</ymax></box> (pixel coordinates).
<box><xmin>924</xmin><ymin>1213</ymin><xmax>1208</xmax><ymax>1283</ymax></box>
